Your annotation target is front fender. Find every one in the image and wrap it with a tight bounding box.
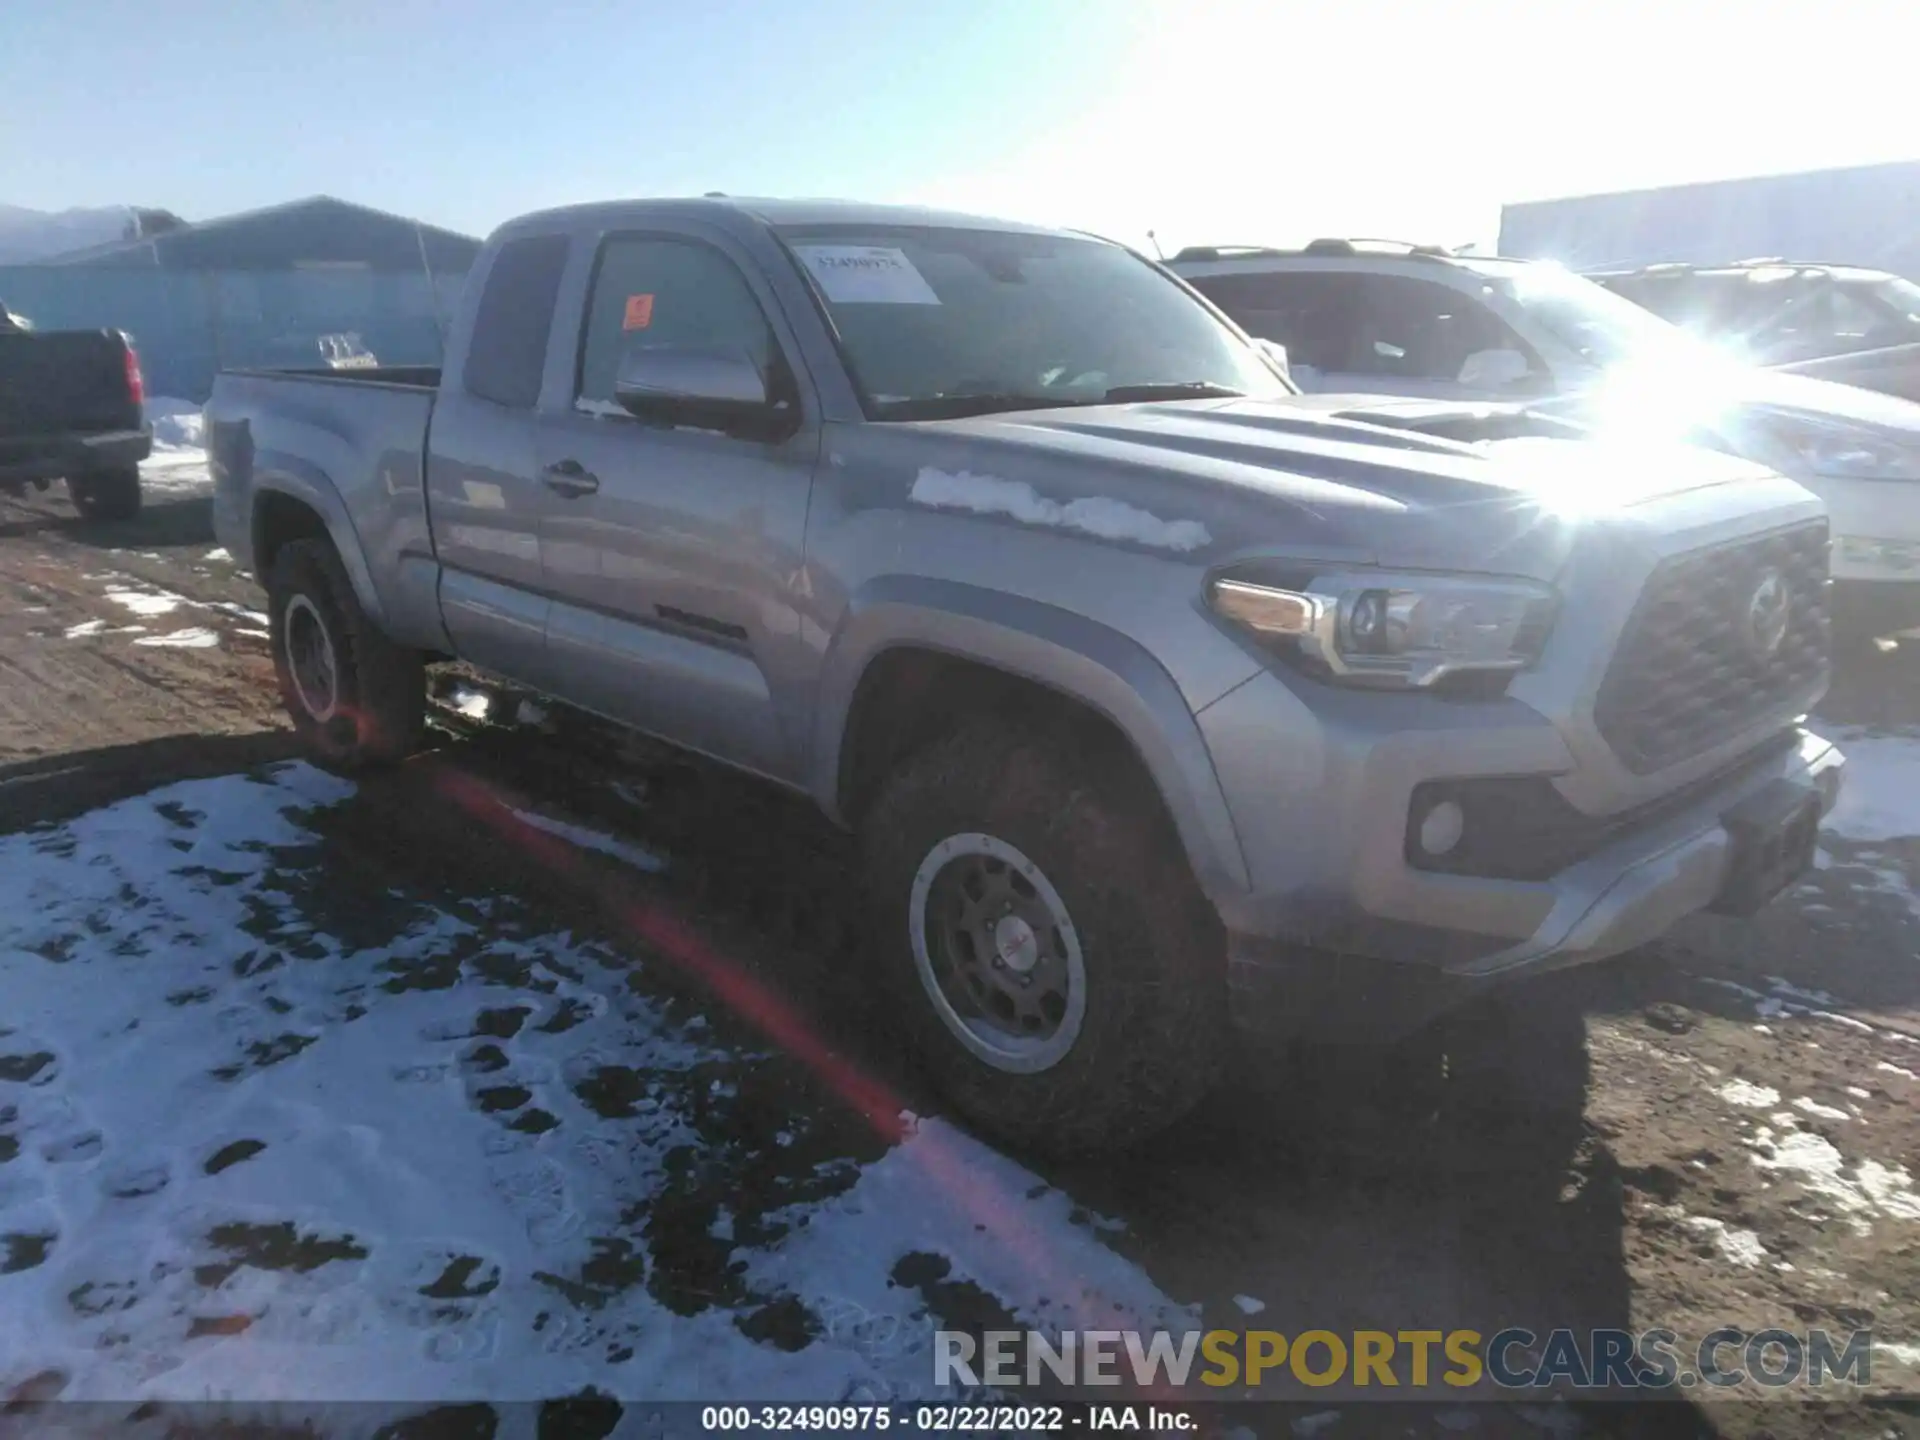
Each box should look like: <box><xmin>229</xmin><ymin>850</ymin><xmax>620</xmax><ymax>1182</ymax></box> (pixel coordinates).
<box><xmin>811</xmin><ymin>575</ymin><xmax>1253</xmax><ymax>903</ymax></box>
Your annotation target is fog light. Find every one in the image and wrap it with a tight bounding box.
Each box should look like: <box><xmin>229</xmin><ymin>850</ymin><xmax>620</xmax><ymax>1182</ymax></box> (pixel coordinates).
<box><xmin>1418</xmin><ymin>799</ymin><xmax>1466</xmax><ymax>856</ymax></box>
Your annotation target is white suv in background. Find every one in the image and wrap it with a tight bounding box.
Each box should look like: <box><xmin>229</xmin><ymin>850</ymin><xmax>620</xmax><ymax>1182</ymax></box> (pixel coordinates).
<box><xmin>1171</xmin><ymin>240</ymin><xmax>1920</xmax><ymax>641</ymax></box>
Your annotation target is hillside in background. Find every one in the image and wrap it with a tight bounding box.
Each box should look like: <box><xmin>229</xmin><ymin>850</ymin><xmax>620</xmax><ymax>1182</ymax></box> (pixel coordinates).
<box><xmin>0</xmin><ymin>203</ymin><xmax>186</xmax><ymax>263</ymax></box>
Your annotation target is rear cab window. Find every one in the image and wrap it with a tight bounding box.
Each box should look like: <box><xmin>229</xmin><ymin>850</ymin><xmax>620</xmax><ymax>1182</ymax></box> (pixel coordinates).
<box><xmin>463</xmin><ymin>232</ymin><xmax>571</xmax><ymax>408</ymax></box>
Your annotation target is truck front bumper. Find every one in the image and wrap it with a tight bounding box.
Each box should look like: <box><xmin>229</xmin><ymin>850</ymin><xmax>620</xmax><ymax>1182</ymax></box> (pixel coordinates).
<box><xmin>1196</xmin><ymin>666</ymin><xmax>1843</xmax><ymax>1043</ymax></box>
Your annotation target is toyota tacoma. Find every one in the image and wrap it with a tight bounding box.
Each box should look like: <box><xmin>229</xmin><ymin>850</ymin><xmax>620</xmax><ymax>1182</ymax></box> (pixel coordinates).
<box><xmin>206</xmin><ymin>199</ymin><xmax>1844</xmax><ymax>1151</ymax></box>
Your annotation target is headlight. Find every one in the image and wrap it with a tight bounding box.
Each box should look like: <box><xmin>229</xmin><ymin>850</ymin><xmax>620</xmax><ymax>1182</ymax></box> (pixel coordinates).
<box><xmin>1210</xmin><ymin>571</ymin><xmax>1557</xmax><ymax>689</ymax></box>
<box><xmin>1776</xmin><ymin>422</ymin><xmax>1920</xmax><ymax>481</ymax></box>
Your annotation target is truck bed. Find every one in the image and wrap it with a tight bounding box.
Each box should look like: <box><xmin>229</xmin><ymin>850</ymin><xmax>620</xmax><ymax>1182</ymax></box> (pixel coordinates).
<box><xmin>222</xmin><ymin>364</ymin><xmax>443</xmax><ymax>392</ymax></box>
<box><xmin>207</xmin><ymin>364</ymin><xmax>443</xmax><ymax>651</ymax></box>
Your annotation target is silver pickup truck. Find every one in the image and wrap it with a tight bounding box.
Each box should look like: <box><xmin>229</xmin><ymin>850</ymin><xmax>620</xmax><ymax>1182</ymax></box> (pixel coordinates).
<box><xmin>207</xmin><ymin>197</ymin><xmax>1844</xmax><ymax>1153</ymax></box>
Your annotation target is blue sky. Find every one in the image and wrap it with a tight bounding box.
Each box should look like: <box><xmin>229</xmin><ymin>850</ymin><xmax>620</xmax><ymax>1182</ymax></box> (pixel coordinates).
<box><xmin>5</xmin><ymin>0</ymin><xmax>1916</xmax><ymax>252</ymax></box>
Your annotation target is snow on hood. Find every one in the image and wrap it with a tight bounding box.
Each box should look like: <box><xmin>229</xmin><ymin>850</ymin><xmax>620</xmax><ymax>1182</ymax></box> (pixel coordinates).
<box><xmin>878</xmin><ymin>397</ymin><xmax>1791</xmax><ymax>581</ymax></box>
<box><xmin>910</xmin><ymin>467</ymin><xmax>1212</xmax><ymax>552</ymax></box>
<box><xmin>929</xmin><ymin>397</ymin><xmax>1769</xmax><ymax>521</ymax></box>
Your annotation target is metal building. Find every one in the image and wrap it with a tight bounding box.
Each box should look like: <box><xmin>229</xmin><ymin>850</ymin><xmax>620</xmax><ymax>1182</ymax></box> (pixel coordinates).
<box><xmin>0</xmin><ymin>196</ymin><xmax>480</xmax><ymax>400</ymax></box>
<box><xmin>1499</xmin><ymin>160</ymin><xmax>1920</xmax><ymax>281</ymax></box>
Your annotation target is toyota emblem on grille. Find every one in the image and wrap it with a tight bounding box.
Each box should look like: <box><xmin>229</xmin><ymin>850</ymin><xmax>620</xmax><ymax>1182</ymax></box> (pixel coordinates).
<box><xmin>1745</xmin><ymin>568</ymin><xmax>1791</xmax><ymax>659</ymax></box>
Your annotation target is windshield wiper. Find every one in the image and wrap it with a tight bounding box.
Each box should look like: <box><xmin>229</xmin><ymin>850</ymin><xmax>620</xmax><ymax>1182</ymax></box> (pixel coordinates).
<box><xmin>1100</xmin><ymin>381</ymin><xmax>1246</xmax><ymax>403</ymax></box>
<box><xmin>875</xmin><ymin>381</ymin><xmax>1248</xmax><ymax>421</ymax></box>
<box><xmin>875</xmin><ymin>393</ymin><xmax>1100</xmax><ymax>421</ymax></box>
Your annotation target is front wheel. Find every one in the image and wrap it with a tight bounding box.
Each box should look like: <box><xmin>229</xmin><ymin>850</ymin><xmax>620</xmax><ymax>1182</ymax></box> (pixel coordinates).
<box><xmin>861</xmin><ymin>722</ymin><xmax>1229</xmax><ymax>1154</ymax></box>
<box><xmin>266</xmin><ymin>537</ymin><xmax>424</xmax><ymax>771</ymax></box>
<box><xmin>69</xmin><ymin>466</ymin><xmax>142</xmax><ymax>523</ymax></box>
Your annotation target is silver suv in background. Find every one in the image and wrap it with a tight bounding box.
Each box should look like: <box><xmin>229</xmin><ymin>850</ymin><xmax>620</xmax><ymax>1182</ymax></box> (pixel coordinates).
<box><xmin>1171</xmin><ymin>240</ymin><xmax>1920</xmax><ymax>640</ymax></box>
<box><xmin>1587</xmin><ymin>260</ymin><xmax>1920</xmax><ymax>405</ymax></box>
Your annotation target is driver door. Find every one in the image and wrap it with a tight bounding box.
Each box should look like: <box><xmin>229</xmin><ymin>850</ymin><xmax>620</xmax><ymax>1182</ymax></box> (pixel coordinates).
<box><xmin>534</xmin><ymin>233</ymin><xmax>821</xmax><ymax>783</ymax></box>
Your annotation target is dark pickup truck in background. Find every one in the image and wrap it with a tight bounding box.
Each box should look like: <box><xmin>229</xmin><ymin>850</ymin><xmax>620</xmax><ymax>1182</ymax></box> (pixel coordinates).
<box><xmin>0</xmin><ymin>302</ymin><xmax>151</xmax><ymax>521</ymax></box>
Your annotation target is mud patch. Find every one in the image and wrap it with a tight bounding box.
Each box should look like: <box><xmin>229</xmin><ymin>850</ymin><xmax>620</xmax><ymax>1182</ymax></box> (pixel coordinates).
<box><xmin>203</xmin><ymin>1139</ymin><xmax>267</xmax><ymax>1176</ymax></box>
<box><xmin>420</xmin><ymin>1255</ymin><xmax>501</xmax><ymax>1301</ymax></box>
<box><xmin>888</xmin><ymin>1250</ymin><xmax>1021</xmax><ymax>1338</ymax></box>
<box><xmin>210</xmin><ymin>1031</ymin><xmax>317</xmax><ymax>1081</ymax></box>
<box><xmin>475</xmin><ymin>1085</ymin><xmax>531</xmax><ymax>1114</ymax></box>
<box><xmin>0</xmin><ymin>1229</ymin><xmax>54</xmax><ymax>1273</ymax></box>
<box><xmin>0</xmin><ymin>1051</ymin><xmax>55</xmax><ymax>1085</ymax></box>
<box><xmin>192</xmin><ymin>1220</ymin><xmax>368</xmax><ymax>1289</ymax></box>
<box><xmin>534</xmin><ymin>1237</ymin><xmax>647</xmax><ymax>1313</ymax></box>
<box><xmin>186</xmin><ymin>1312</ymin><xmax>255</xmax><ymax>1338</ymax></box>
<box><xmin>735</xmin><ymin>1293</ymin><xmax>823</xmax><ymax>1352</ymax></box>
<box><xmin>372</xmin><ymin>1403</ymin><xmax>498</xmax><ymax>1440</ymax></box>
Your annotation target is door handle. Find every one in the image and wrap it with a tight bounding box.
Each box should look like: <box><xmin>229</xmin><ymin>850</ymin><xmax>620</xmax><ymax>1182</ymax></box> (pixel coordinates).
<box><xmin>541</xmin><ymin>459</ymin><xmax>599</xmax><ymax>497</ymax></box>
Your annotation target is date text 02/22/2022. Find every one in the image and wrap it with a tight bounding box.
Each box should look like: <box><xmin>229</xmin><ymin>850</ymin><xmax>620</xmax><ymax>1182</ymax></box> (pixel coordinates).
<box><xmin>697</xmin><ymin>1404</ymin><xmax>1195</xmax><ymax>1432</ymax></box>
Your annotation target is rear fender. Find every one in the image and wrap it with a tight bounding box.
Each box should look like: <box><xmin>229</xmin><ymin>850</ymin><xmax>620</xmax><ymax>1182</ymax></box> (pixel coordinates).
<box><xmin>249</xmin><ymin>452</ymin><xmax>387</xmax><ymax>629</ymax></box>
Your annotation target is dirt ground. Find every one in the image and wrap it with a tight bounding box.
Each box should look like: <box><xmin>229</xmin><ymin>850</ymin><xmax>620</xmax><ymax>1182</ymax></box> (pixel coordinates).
<box><xmin>3</xmin><ymin>467</ymin><xmax>1918</xmax><ymax>1438</ymax></box>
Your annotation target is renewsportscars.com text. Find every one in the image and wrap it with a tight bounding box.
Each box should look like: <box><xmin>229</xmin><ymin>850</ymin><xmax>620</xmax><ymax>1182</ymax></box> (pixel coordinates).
<box><xmin>936</xmin><ymin>1327</ymin><xmax>1876</xmax><ymax>1392</ymax></box>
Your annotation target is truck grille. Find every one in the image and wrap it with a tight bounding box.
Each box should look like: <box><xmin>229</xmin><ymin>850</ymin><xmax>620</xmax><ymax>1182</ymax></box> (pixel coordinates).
<box><xmin>1594</xmin><ymin>522</ymin><xmax>1829</xmax><ymax>774</ymax></box>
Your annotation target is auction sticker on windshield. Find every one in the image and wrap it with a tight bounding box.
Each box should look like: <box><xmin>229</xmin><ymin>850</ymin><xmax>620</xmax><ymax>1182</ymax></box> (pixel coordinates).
<box><xmin>795</xmin><ymin>245</ymin><xmax>940</xmax><ymax>304</ymax></box>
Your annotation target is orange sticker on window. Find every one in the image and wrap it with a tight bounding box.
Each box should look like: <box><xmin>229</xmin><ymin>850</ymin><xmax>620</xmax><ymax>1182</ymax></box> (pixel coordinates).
<box><xmin>623</xmin><ymin>293</ymin><xmax>655</xmax><ymax>330</ymax></box>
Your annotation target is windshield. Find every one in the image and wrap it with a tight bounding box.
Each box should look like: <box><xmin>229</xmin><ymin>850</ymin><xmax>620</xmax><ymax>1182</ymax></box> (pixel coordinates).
<box><xmin>776</xmin><ymin>225</ymin><xmax>1291</xmax><ymax>419</ymax></box>
<box><xmin>1873</xmin><ymin>277</ymin><xmax>1920</xmax><ymax>330</ymax></box>
<box><xmin>1470</xmin><ymin>262</ymin><xmax>1708</xmax><ymax>372</ymax></box>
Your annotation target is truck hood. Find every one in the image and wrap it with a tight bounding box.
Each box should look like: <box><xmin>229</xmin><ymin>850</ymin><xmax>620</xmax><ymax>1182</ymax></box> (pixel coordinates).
<box><xmin>871</xmin><ymin>397</ymin><xmax>1781</xmax><ymax>582</ymax></box>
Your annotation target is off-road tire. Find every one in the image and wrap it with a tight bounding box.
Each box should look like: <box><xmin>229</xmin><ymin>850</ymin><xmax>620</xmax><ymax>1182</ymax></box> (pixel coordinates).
<box><xmin>266</xmin><ymin>537</ymin><xmax>424</xmax><ymax>772</ymax></box>
<box><xmin>68</xmin><ymin>465</ymin><xmax>142</xmax><ymax>523</ymax></box>
<box><xmin>861</xmin><ymin>721</ymin><xmax>1229</xmax><ymax>1154</ymax></box>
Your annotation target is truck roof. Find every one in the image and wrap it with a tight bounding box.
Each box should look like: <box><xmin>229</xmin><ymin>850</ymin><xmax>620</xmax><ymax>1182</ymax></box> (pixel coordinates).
<box><xmin>1586</xmin><ymin>259</ymin><xmax>1901</xmax><ymax>285</ymax></box>
<box><xmin>495</xmin><ymin>196</ymin><xmax>1073</xmax><ymax>243</ymax></box>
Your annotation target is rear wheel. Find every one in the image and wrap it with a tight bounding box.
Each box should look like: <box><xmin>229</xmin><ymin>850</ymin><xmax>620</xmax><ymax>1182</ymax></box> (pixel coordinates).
<box><xmin>861</xmin><ymin>721</ymin><xmax>1229</xmax><ymax>1154</ymax></box>
<box><xmin>266</xmin><ymin>537</ymin><xmax>424</xmax><ymax>771</ymax></box>
<box><xmin>68</xmin><ymin>466</ymin><xmax>141</xmax><ymax>523</ymax></box>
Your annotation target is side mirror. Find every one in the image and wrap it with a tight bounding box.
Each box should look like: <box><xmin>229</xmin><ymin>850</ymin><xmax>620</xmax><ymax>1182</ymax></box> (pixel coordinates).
<box><xmin>1457</xmin><ymin>348</ymin><xmax>1535</xmax><ymax>391</ymax></box>
<box><xmin>1254</xmin><ymin>338</ymin><xmax>1292</xmax><ymax>383</ymax></box>
<box><xmin>613</xmin><ymin>346</ymin><xmax>778</xmax><ymax>434</ymax></box>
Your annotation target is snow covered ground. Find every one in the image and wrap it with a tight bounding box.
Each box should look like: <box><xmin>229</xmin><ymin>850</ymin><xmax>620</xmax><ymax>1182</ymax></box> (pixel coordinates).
<box><xmin>136</xmin><ymin>399</ymin><xmax>211</xmax><ymax>497</ymax></box>
<box><xmin>1818</xmin><ymin>723</ymin><xmax>1920</xmax><ymax>846</ymax></box>
<box><xmin>145</xmin><ymin>396</ymin><xmax>205</xmax><ymax>455</ymax></box>
<box><xmin>0</xmin><ymin>764</ymin><xmax>1182</xmax><ymax>1406</ymax></box>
